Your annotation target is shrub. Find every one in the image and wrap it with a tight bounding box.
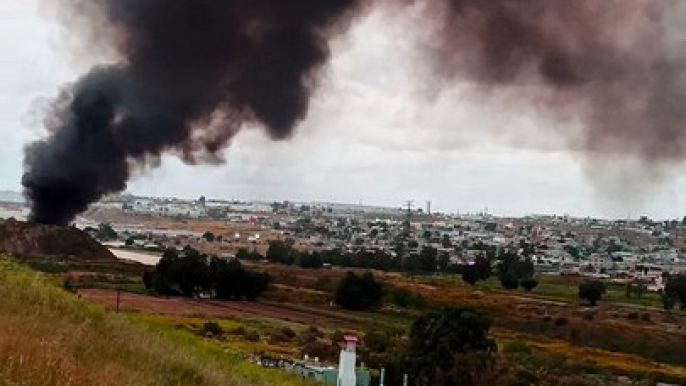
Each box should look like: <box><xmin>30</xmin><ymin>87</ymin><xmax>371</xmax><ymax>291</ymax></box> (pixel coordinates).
<box><xmin>406</xmin><ymin>307</ymin><xmax>497</xmax><ymax>382</ymax></box>
<box><xmin>334</xmin><ymin>271</ymin><xmax>382</xmax><ymax>310</ymax></box>
<box><xmin>62</xmin><ymin>277</ymin><xmax>75</xmax><ymax>293</ymax></box>
<box><xmin>503</xmin><ymin>340</ymin><xmax>532</xmax><ymax>355</ymax></box>
<box><xmin>229</xmin><ymin>326</ymin><xmax>246</xmax><ymax>335</ymax></box>
<box><xmin>300</xmin><ymin>341</ymin><xmax>338</xmax><ymax>363</ymax></box>
<box><xmin>329</xmin><ymin>329</ymin><xmax>345</xmax><ymax>345</ymax></box>
<box><xmin>280</xmin><ymin>327</ymin><xmax>297</xmax><ymax>339</ymax></box>
<box><xmin>627</xmin><ymin>312</ymin><xmax>639</xmax><ymax>320</ymax></box>
<box><xmin>364</xmin><ymin>330</ymin><xmax>392</xmax><ymax>353</ymax></box>
<box><xmin>520</xmin><ymin>278</ymin><xmax>539</xmax><ymax>292</ymax></box>
<box><xmin>385</xmin><ymin>285</ymin><xmax>427</xmax><ymax>309</ymax></box>
<box><xmin>268</xmin><ymin>329</ymin><xmax>292</xmax><ymax>345</ymax></box>
<box><xmin>306</xmin><ymin>326</ymin><xmax>323</xmax><ymax>338</ymax></box>
<box><xmin>500</xmin><ymin>273</ymin><xmax>519</xmax><ymax>290</ymax></box>
<box><xmin>244</xmin><ymin>330</ymin><xmax>260</xmax><ymax>342</ymax></box>
<box><xmin>578</xmin><ymin>281</ymin><xmax>606</xmax><ymax>306</ymax></box>
<box><xmin>461</xmin><ymin>264</ymin><xmax>480</xmax><ymax>286</ymax></box>
<box><xmin>202</xmin><ymin>321</ymin><xmax>223</xmax><ymax>336</ymax></box>
<box><xmin>299</xmin><ymin>326</ymin><xmax>323</xmax><ymax>344</ymax></box>
<box><xmin>641</xmin><ymin>313</ymin><xmax>651</xmax><ymax>322</ymax></box>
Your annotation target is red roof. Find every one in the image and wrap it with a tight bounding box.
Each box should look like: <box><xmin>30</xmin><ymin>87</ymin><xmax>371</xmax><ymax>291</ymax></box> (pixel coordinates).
<box><xmin>343</xmin><ymin>335</ymin><xmax>359</xmax><ymax>343</ymax></box>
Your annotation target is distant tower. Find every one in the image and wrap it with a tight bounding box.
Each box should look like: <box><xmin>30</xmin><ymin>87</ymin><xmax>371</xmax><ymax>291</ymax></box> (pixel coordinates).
<box><xmin>404</xmin><ymin>200</ymin><xmax>414</xmax><ymax>220</ymax></box>
<box><xmin>403</xmin><ymin>200</ymin><xmax>414</xmax><ymax>235</ymax></box>
<box><xmin>338</xmin><ymin>335</ymin><xmax>358</xmax><ymax>386</ymax></box>
<box><xmin>426</xmin><ymin>201</ymin><xmax>432</xmax><ymax>216</ymax></box>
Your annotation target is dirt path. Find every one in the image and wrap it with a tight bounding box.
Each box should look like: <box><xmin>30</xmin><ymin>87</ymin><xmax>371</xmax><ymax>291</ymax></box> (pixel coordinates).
<box><xmin>79</xmin><ymin>289</ymin><xmax>346</xmax><ymax>325</ymax></box>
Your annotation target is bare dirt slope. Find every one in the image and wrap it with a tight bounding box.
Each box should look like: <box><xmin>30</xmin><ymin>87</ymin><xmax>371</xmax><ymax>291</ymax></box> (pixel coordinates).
<box><xmin>0</xmin><ymin>220</ymin><xmax>116</xmax><ymax>261</ymax></box>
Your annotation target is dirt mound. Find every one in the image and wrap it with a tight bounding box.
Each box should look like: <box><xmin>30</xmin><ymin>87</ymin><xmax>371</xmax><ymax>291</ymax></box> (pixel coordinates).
<box><xmin>0</xmin><ymin>220</ymin><xmax>116</xmax><ymax>261</ymax></box>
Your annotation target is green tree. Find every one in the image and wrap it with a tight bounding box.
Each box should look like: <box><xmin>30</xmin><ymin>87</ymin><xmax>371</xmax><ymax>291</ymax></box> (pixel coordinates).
<box><xmin>474</xmin><ymin>255</ymin><xmax>492</xmax><ymax>281</ymax></box>
<box><xmin>202</xmin><ymin>232</ymin><xmax>216</xmax><ymax>242</ymax></box>
<box><xmin>520</xmin><ymin>278</ymin><xmax>539</xmax><ymax>292</ymax></box>
<box><xmin>499</xmin><ymin>272</ymin><xmax>519</xmax><ymax>290</ymax></box>
<box><xmin>405</xmin><ymin>307</ymin><xmax>496</xmax><ymax>384</ymax></box>
<box><xmin>266</xmin><ymin>240</ymin><xmax>294</xmax><ymax>265</ymax></box>
<box><xmin>419</xmin><ymin>246</ymin><xmax>438</xmax><ymax>273</ymax></box>
<box><xmin>578</xmin><ymin>281</ymin><xmax>606</xmax><ymax>306</ymax></box>
<box><xmin>211</xmin><ymin>257</ymin><xmax>270</xmax><ymax>300</ymax></box>
<box><xmin>334</xmin><ymin>272</ymin><xmax>382</xmax><ymax>310</ymax></box>
<box><xmin>384</xmin><ymin>286</ymin><xmax>427</xmax><ymax>309</ymax></box>
<box><xmin>564</xmin><ymin>245</ymin><xmax>581</xmax><ymax>259</ymax></box>
<box><xmin>144</xmin><ymin>247</ymin><xmax>270</xmax><ymax>300</ymax></box>
<box><xmin>437</xmin><ymin>252</ymin><xmax>451</xmax><ymax>272</ymax></box>
<box><xmin>461</xmin><ymin>265</ymin><xmax>479</xmax><ymax>286</ymax></box>
<box><xmin>298</xmin><ymin>251</ymin><xmax>323</xmax><ymax>269</ymax></box>
<box><xmin>96</xmin><ymin>223</ymin><xmax>118</xmax><ymax>241</ymax></box>
<box><xmin>664</xmin><ymin>274</ymin><xmax>686</xmax><ymax>310</ymax></box>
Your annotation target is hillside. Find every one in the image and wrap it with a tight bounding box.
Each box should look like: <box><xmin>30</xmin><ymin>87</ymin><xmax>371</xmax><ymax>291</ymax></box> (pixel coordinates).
<box><xmin>0</xmin><ymin>220</ymin><xmax>115</xmax><ymax>261</ymax></box>
<box><xmin>0</xmin><ymin>258</ymin><xmax>312</xmax><ymax>386</ymax></box>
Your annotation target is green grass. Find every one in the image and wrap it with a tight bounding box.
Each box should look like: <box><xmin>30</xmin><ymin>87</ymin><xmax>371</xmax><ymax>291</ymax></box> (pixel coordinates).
<box><xmin>527</xmin><ymin>276</ymin><xmax>663</xmax><ymax>308</ymax></box>
<box><xmin>423</xmin><ymin>273</ymin><xmax>664</xmax><ymax>309</ymax></box>
<box><xmin>71</xmin><ymin>273</ymin><xmax>148</xmax><ymax>294</ymax></box>
<box><xmin>0</xmin><ymin>257</ymin><xmax>317</xmax><ymax>386</ymax></box>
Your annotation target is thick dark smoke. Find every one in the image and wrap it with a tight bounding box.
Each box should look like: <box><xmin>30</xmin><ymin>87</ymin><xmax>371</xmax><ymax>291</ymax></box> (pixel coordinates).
<box><xmin>22</xmin><ymin>0</ymin><xmax>686</xmax><ymax>224</ymax></box>
<box><xmin>23</xmin><ymin>0</ymin><xmax>365</xmax><ymax>225</ymax></box>
<box><xmin>421</xmin><ymin>0</ymin><xmax>686</xmax><ymax>164</ymax></box>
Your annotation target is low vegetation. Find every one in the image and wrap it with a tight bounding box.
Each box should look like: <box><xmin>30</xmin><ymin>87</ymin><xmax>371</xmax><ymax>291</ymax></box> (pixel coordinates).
<box><xmin>0</xmin><ymin>257</ymin><xmax>311</xmax><ymax>386</ymax></box>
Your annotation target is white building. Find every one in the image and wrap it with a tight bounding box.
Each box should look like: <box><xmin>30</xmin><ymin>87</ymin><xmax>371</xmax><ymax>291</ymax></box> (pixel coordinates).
<box><xmin>338</xmin><ymin>335</ymin><xmax>358</xmax><ymax>386</ymax></box>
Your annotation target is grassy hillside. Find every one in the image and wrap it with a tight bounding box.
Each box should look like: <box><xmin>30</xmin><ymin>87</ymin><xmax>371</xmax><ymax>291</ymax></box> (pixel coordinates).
<box><xmin>0</xmin><ymin>257</ymin><xmax>313</xmax><ymax>386</ymax></box>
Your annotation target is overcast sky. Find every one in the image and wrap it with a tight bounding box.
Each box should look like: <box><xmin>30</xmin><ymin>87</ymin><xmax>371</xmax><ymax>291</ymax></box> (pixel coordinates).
<box><xmin>3</xmin><ymin>0</ymin><xmax>686</xmax><ymax>219</ymax></box>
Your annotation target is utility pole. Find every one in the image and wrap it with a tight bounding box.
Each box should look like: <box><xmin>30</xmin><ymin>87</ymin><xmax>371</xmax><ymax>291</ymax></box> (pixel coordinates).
<box><xmin>116</xmin><ymin>288</ymin><xmax>121</xmax><ymax>313</ymax></box>
<box><xmin>404</xmin><ymin>200</ymin><xmax>414</xmax><ymax>220</ymax></box>
<box><xmin>404</xmin><ymin>200</ymin><xmax>414</xmax><ymax>236</ymax></box>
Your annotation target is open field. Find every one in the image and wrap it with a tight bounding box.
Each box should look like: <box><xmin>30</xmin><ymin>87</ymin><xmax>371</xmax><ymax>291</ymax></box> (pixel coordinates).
<box><xmin>0</xmin><ymin>257</ymin><xmax>316</xmax><ymax>386</ymax></box>
<box><xmin>80</xmin><ymin>289</ymin><xmax>351</xmax><ymax>325</ymax></box>
<box><xmin>16</xmin><ymin>247</ymin><xmax>686</xmax><ymax>385</ymax></box>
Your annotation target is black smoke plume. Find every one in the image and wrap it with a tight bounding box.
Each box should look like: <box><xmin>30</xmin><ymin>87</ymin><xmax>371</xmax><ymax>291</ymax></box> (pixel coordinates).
<box><xmin>23</xmin><ymin>0</ymin><xmax>365</xmax><ymax>225</ymax></box>
<box><xmin>23</xmin><ymin>0</ymin><xmax>686</xmax><ymax>224</ymax></box>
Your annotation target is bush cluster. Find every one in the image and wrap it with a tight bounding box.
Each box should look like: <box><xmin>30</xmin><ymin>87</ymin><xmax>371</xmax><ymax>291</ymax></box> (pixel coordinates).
<box><xmin>143</xmin><ymin>247</ymin><xmax>270</xmax><ymax>300</ymax></box>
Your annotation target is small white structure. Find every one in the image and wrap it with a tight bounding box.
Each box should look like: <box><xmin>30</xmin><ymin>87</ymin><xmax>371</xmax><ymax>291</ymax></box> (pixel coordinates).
<box><xmin>338</xmin><ymin>335</ymin><xmax>358</xmax><ymax>386</ymax></box>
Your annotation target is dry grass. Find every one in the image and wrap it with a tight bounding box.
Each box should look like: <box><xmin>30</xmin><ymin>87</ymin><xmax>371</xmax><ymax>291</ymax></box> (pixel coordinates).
<box><xmin>494</xmin><ymin>328</ymin><xmax>686</xmax><ymax>382</ymax></box>
<box><xmin>0</xmin><ymin>257</ymin><xmax>314</xmax><ymax>386</ymax></box>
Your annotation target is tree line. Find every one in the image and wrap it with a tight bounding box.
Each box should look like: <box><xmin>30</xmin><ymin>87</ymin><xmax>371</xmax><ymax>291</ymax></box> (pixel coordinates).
<box><xmin>143</xmin><ymin>247</ymin><xmax>270</xmax><ymax>300</ymax></box>
<box><xmin>246</xmin><ymin>240</ymin><xmax>545</xmax><ymax>291</ymax></box>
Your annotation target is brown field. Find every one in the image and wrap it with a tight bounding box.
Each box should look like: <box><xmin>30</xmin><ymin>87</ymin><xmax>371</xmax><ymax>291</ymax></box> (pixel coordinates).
<box><xmin>79</xmin><ymin>289</ymin><xmax>362</xmax><ymax>326</ymax></box>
